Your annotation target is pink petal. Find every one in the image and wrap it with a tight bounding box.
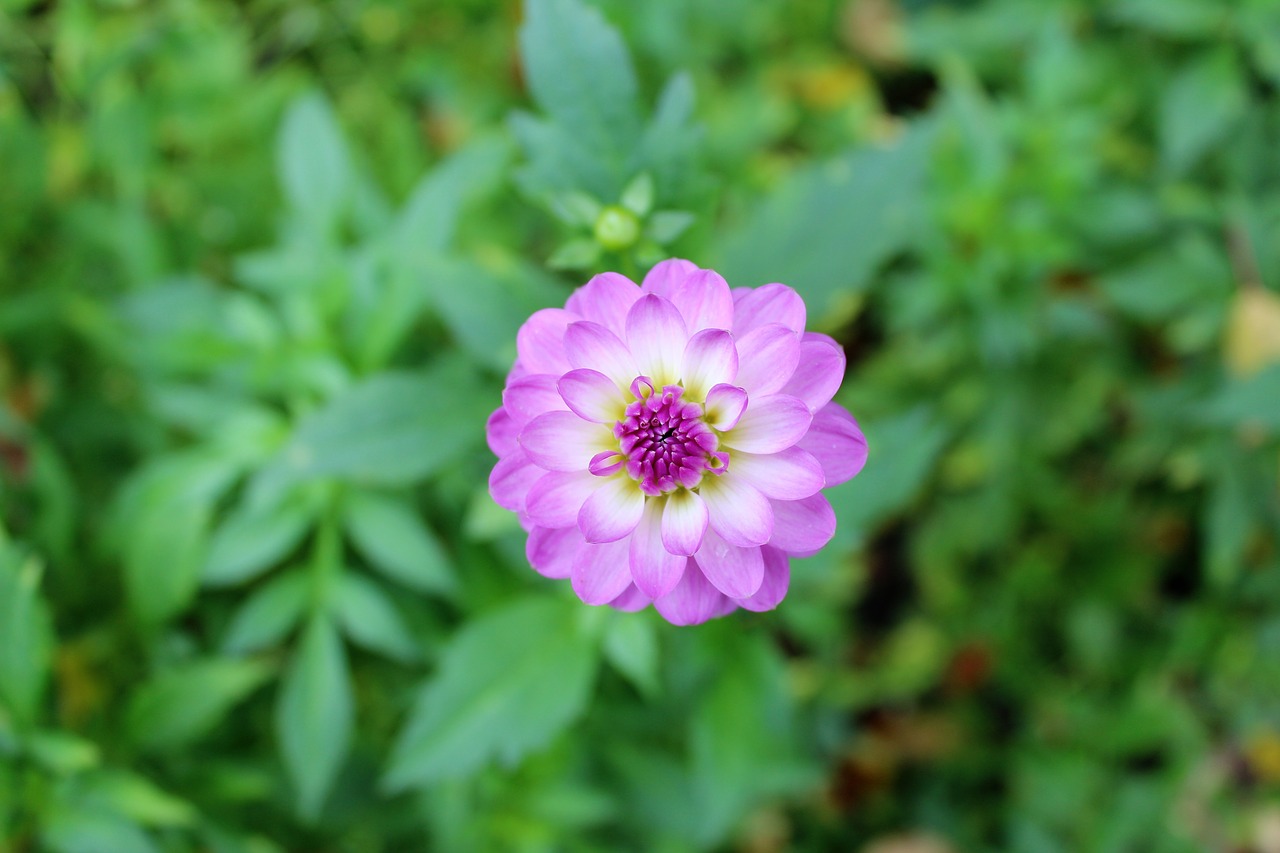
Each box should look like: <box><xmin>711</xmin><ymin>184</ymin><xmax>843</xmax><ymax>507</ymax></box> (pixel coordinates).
<box><xmin>653</xmin><ymin>560</ymin><xmax>730</xmax><ymax>626</ymax></box>
<box><xmin>526</xmin><ymin>525</ymin><xmax>584</xmax><ymax>579</ymax></box>
<box><xmin>516</xmin><ymin>308</ymin><xmax>575</xmax><ymax>375</ymax></box>
<box><xmin>661</xmin><ymin>488</ymin><xmax>709</xmax><ymax>556</ymax></box>
<box><xmin>629</xmin><ymin>498</ymin><xmax>687</xmax><ymax>598</ymax></box>
<box><xmin>680</xmin><ymin>329</ymin><xmax>738</xmax><ymax>400</ymax></box>
<box><xmin>489</xmin><ymin>451</ymin><xmax>545</xmax><ymax>512</ymax></box>
<box><xmin>643</xmin><ymin>261</ymin><xmax>733</xmax><ymax>333</ymax></box>
<box><xmin>558</xmin><ymin>369</ymin><xmax>625</xmax><ymax>423</ymax></box>
<box><xmin>722</xmin><ymin>394</ymin><xmax>812</xmax><ymax>454</ymax></box>
<box><xmin>735</xmin><ymin>323</ymin><xmax>800</xmax><ymax>396</ymax></box>
<box><xmin>625</xmin><ymin>293</ymin><xmax>688</xmax><ymax>386</ymax></box>
<box><xmin>502</xmin><ymin>373</ymin><xmax>568</xmax><ymax>426</ymax></box>
<box><xmin>571</xmin><ymin>538</ymin><xmax>633</xmax><ymax>605</ymax></box>
<box><xmin>608</xmin><ymin>584</ymin><xmax>652</xmax><ymax>612</ymax></box>
<box><xmin>518</xmin><ymin>411</ymin><xmax>612</xmax><ymax>471</ymax></box>
<box><xmin>704</xmin><ymin>384</ymin><xmax>748</xmax><ymax>431</ymax></box>
<box><xmin>797</xmin><ymin>403</ymin><xmax>868</xmax><ymax>485</ymax></box>
<box><xmin>486</xmin><ymin>408</ymin><xmax>518</xmax><ymax>457</ymax></box>
<box><xmin>564</xmin><ymin>321</ymin><xmax>640</xmax><ymax>390</ymax></box>
<box><xmin>578</xmin><ymin>476</ymin><xmax>645</xmax><ymax>543</ymax></box>
<box><xmin>525</xmin><ymin>470</ymin><xmax>602</xmax><ymax>528</ymax></box>
<box><xmin>733</xmin><ymin>283</ymin><xmax>806</xmax><ymax>336</ymax></box>
<box><xmin>699</xmin><ymin>471</ymin><xmax>774</xmax><ymax>547</ymax></box>
<box><xmin>738</xmin><ymin>546</ymin><xmax>790</xmax><ymax>612</ymax></box>
<box><xmin>781</xmin><ymin>338</ymin><xmax>846</xmax><ymax>412</ymax></box>
<box><xmin>694</xmin><ymin>526</ymin><xmax>765</xmax><ymax>599</ymax></box>
<box><xmin>769</xmin><ymin>494</ymin><xmax>836</xmax><ymax>556</ymax></box>
<box><xmin>565</xmin><ymin>272</ymin><xmax>642</xmax><ymax>337</ymax></box>
<box><xmin>728</xmin><ymin>447</ymin><xmax>825</xmax><ymax>500</ymax></box>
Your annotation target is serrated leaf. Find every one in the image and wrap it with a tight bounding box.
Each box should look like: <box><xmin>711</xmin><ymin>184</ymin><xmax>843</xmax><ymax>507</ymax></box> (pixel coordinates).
<box><xmin>202</xmin><ymin>499</ymin><xmax>313</xmax><ymax>588</ymax></box>
<box><xmin>383</xmin><ymin>598</ymin><xmax>599</xmax><ymax>791</ymax></box>
<box><xmin>343</xmin><ymin>490</ymin><xmax>454</xmax><ymax>596</ymax></box>
<box><xmin>221</xmin><ymin>570</ymin><xmax>310</xmax><ymax>655</ymax></box>
<box><xmin>333</xmin><ymin>573</ymin><xmax>421</xmax><ymax>663</ymax></box>
<box><xmin>0</xmin><ymin>548</ymin><xmax>52</xmax><ymax>727</ymax></box>
<box><xmin>715</xmin><ymin>123</ymin><xmax>933</xmax><ymax>323</ymax></box>
<box><xmin>278</xmin><ymin>92</ymin><xmax>352</xmax><ymax>231</ymax></box>
<box><xmin>276</xmin><ymin>614</ymin><xmax>353</xmax><ymax>821</ymax></box>
<box><xmin>127</xmin><ymin>658</ymin><xmax>273</xmax><ymax>751</ymax></box>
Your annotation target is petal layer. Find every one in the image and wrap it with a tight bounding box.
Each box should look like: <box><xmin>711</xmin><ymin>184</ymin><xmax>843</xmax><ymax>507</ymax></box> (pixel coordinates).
<box><xmin>564</xmin><ymin>321</ymin><xmax>639</xmax><ymax>390</ymax></box>
<box><xmin>729</xmin><ymin>447</ymin><xmax>825</xmax><ymax>500</ymax></box>
<box><xmin>519</xmin><ymin>411</ymin><xmax>612</xmax><ymax>471</ymax></box>
<box><xmin>629</xmin><ymin>498</ymin><xmax>688</xmax><ymax>598</ymax></box>
<box><xmin>571</xmin><ymin>538</ymin><xmax>633</xmax><ymax>605</ymax></box>
<box><xmin>654</xmin><ymin>560</ymin><xmax>729</xmax><ymax>626</ymax></box>
<box><xmin>694</xmin><ymin>527</ymin><xmax>765</xmax><ymax>599</ymax></box>
<box><xmin>738</xmin><ymin>546</ymin><xmax>790</xmax><ymax>612</ymax></box>
<box><xmin>565</xmin><ymin>272</ymin><xmax>641</xmax><ymax>337</ymax></box>
<box><xmin>796</xmin><ymin>403</ymin><xmax>868</xmax><ymax>485</ymax></box>
<box><xmin>626</xmin><ymin>293</ymin><xmax>688</xmax><ymax>387</ymax></box>
<box><xmin>558</xmin><ymin>369</ymin><xmax>625</xmax><ymax>423</ymax></box>
<box><xmin>699</xmin><ymin>472</ymin><xmax>774</xmax><ymax>547</ymax></box>
<box><xmin>733</xmin><ymin>283</ymin><xmax>806</xmax><ymax>336</ymax></box>
<box><xmin>735</xmin><ymin>323</ymin><xmax>800</xmax><ymax>396</ymax></box>
<box><xmin>768</xmin><ymin>494</ymin><xmax>837</xmax><ymax>556</ymax></box>
<box><xmin>681</xmin><ymin>329</ymin><xmax>738</xmax><ymax>401</ymax></box>
<box><xmin>722</xmin><ymin>394</ymin><xmax>812</xmax><ymax>454</ymax></box>
<box><xmin>578</xmin><ymin>477</ymin><xmax>645</xmax><ymax>543</ymax></box>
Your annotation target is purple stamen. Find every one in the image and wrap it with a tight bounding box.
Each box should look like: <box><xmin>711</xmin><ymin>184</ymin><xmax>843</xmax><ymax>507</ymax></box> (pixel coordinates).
<box><xmin>614</xmin><ymin>379</ymin><xmax>725</xmax><ymax>496</ymax></box>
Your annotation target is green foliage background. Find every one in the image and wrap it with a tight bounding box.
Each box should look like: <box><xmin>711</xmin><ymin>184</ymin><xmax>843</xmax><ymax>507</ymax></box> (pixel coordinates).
<box><xmin>3</xmin><ymin>0</ymin><xmax>1280</xmax><ymax>850</ymax></box>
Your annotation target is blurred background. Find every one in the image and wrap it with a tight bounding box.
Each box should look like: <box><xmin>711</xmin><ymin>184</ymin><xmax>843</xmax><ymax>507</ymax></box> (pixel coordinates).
<box><xmin>2</xmin><ymin>0</ymin><xmax>1280</xmax><ymax>850</ymax></box>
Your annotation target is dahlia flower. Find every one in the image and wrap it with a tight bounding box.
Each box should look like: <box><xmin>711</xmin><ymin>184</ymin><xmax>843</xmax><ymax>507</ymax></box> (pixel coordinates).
<box><xmin>487</xmin><ymin>259</ymin><xmax>867</xmax><ymax>625</ymax></box>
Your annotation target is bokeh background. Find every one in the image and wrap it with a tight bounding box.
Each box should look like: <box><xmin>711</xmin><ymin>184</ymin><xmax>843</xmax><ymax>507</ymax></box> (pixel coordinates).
<box><xmin>3</xmin><ymin>0</ymin><xmax>1280</xmax><ymax>850</ymax></box>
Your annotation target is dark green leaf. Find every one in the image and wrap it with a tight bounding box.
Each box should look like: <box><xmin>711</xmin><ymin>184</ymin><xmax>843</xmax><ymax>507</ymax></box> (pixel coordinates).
<box><xmin>0</xmin><ymin>547</ymin><xmax>53</xmax><ymax>727</ymax></box>
<box><xmin>221</xmin><ymin>570</ymin><xmax>310</xmax><ymax>655</ymax></box>
<box><xmin>127</xmin><ymin>658</ymin><xmax>273</xmax><ymax>751</ymax></box>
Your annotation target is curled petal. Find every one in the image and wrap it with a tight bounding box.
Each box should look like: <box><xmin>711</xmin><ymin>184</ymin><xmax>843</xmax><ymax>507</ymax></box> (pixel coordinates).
<box><xmin>781</xmin><ymin>338</ymin><xmax>846</xmax><ymax>412</ymax></box>
<box><xmin>516</xmin><ymin>308</ymin><xmax>575</xmax><ymax>375</ymax></box>
<box><xmin>733</xmin><ymin>283</ymin><xmax>806</xmax><ymax>336</ymax></box>
<box><xmin>489</xmin><ymin>451</ymin><xmax>545</xmax><ymax>512</ymax></box>
<box><xmin>694</xmin><ymin>526</ymin><xmax>765</xmax><ymax>599</ymax></box>
<box><xmin>626</xmin><ymin>293</ymin><xmax>689</xmax><ymax>387</ymax></box>
<box><xmin>526</xmin><ymin>470</ymin><xmax>602</xmax><ymax>528</ymax></box>
<box><xmin>629</xmin><ymin>498</ymin><xmax>688</xmax><ymax>598</ymax></box>
<box><xmin>681</xmin><ymin>329</ymin><xmax>738</xmax><ymax>401</ymax></box>
<box><xmin>704</xmin><ymin>384</ymin><xmax>748</xmax><ymax>431</ymax></box>
<box><xmin>565</xmin><ymin>272</ymin><xmax>641</xmax><ymax>337</ymax></box>
<box><xmin>526</xmin><ymin>526</ymin><xmax>583</xmax><ymax>579</ymax></box>
<box><xmin>728</xmin><ymin>447</ymin><xmax>825</xmax><ymax>501</ymax></box>
<box><xmin>735</xmin><ymin>323</ymin><xmax>800</xmax><ymax>396</ymax></box>
<box><xmin>578</xmin><ymin>476</ymin><xmax>645</xmax><ymax>543</ymax></box>
<box><xmin>653</xmin><ymin>559</ymin><xmax>730</xmax><ymax>626</ymax></box>
<box><xmin>588</xmin><ymin>451</ymin><xmax>625</xmax><ymax>476</ymax></box>
<box><xmin>698</xmin><ymin>472</ymin><xmax>773</xmax><ymax>547</ymax></box>
<box><xmin>797</xmin><ymin>403</ymin><xmax>868</xmax><ymax>485</ymax></box>
<box><xmin>722</xmin><ymin>394</ymin><xmax>811</xmax><ymax>454</ymax></box>
<box><xmin>662</xmin><ymin>488</ymin><xmax>709</xmax><ymax>556</ymax></box>
<box><xmin>558</xmin><ymin>369</ymin><xmax>625</xmax><ymax>423</ymax></box>
<box><xmin>571</xmin><ymin>538</ymin><xmax>633</xmax><ymax>605</ymax></box>
<box><xmin>738</xmin><ymin>546</ymin><xmax>790</xmax><ymax>612</ymax></box>
<box><xmin>519</xmin><ymin>411</ymin><xmax>613</xmax><ymax>471</ymax></box>
<box><xmin>564</xmin><ymin>320</ymin><xmax>640</xmax><ymax>390</ymax></box>
<box><xmin>768</xmin><ymin>494</ymin><xmax>837</xmax><ymax>556</ymax></box>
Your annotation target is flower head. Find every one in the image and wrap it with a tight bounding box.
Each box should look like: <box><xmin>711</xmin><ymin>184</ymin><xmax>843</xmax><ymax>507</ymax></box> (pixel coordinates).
<box><xmin>487</xmin><ymin>259</ymin><xmax>868</xmax><ymax>625</ymax></box>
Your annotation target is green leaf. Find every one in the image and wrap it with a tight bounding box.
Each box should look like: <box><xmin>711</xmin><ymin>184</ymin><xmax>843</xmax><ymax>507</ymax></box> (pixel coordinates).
<box><xmin>383</xmin><ymin>598</ymin><xmax>599</xmax><ymax>791</ymax></box>
<box><xmin>41</xmin><ymin>806</ymin><xmax>160</xmax><ymax>853</ymax></box>
<box><xmin>1204</xmin><ymin>365</ymin><xmax>1280</xmax><ymax>433</ymax></box>
<box><xmin>343</xmin><ymin>490</ymin><xmax>455</xmax><ymax>596</ymax></box>
<box><xmin>79</xmin><ymin>771</ymin><xmax>198</xmax><ymax>828</ymax></box>
<box><xmin>221</xmin><ymin>570</ymin><xmax>310</xmax><ymax>655</ymax></box>
<box><xmin>26</xmin><ymin>730</ymin><xmax>101</xmax><ymax>775</ymax></box>
<box><xmin>715</xmin><ymin>123</ymin><xmax>934</xmax><ymax>324</ymax></box>
<box><xmin>547</xmin><ymin>238</ymin><xmax>603</xmax><ymax>271</ymax></box>
<box><xmin>1160</xmin><ymin>49</ymin><xmax>1247</xmax><ymax>175</ymax></box>
<box><xmin>620</xmin><ymin>173</ymin><xmax>654</xmax><ymax>217</ymax></box>
<box><xmin>263</xmin><ymin>360</ymin><xmax>492</xmax><ymax>488</ymax></box>
<box><xmin>396</xmin><ymin>135</ymin><xmax>512</xmax><ymax>260</ymax></box>
<box><xmin>202</xmin><ymin>498</ymin><xmax>314</xmax><ymax>588</ymax></box>
<box><xmin>602</xmin><ymin>613</ymin><xmax>658</xmax><ymax>697</ymax></box>
<box><xmin>645</xmin><ymin>210</ymin><xmax>695</xmax><ymax>245</ymax></box>
<box><xmin>333</xmin><ymin>572</ymin><xmax>421</xmax><ymax>663</ymax></box>
<box><xmin>519</xmin><ymin>0</ymin><xmax>640</xmax><ymax>188</ymax></box>
<box><xmin>277</xmin><ymin>92</ymin><xmax>352</xmax><ymax>231</ymax></box>
<box><xmin>127</xmin><ymin>658</ymin><xmax>274</xmax><ymax>752</ymax></box>
<box><xmin>276</xmin><ymin>614</ymin><xmax>353</xmax><ymax>821</ymax></box>
<box><xmin>0</xmin><ymin>547</ymin><xmax>53</xmax><ymax>727</ymax></box>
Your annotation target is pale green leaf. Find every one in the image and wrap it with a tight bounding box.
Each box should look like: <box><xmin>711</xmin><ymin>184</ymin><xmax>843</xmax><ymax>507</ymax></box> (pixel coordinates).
<box><xmin>221</xmin><ymin>570</ymin><xmax>310</xmax><ymax>655</ymax></box>
<box><xmin>277</xmin><ymin>92</ymin><xmax>351</xmax><ymax>230</ymax></box>
<box><xmin>202</xmin><ymin>498</ymin><xmax>313</xmax><ymax>588</ymax></box>
<box><xmin>343</xmin><ymin>490</ymin><xmax>454</xmax><ymax>596</ymax></box>
<box><xmin>602</xmin><ymin>613</ymin><xmax>659</xmax><ymax>697</ymax></box>
<box><xmin>383</xmin><ymin>598</ymin><xmax>598</xmax><ymax>791</ymax></box>
<box><xmin>333</xmin><ymin>572</ymin><xmax>421</xmax><ymax>663</ymax></box>
<box><xmin>0</xmin><ymin>547</ymin><xmax>52</xmax><ymax>727</ymax></box>
<box><xmin>128</xmin><ymin>658</ymin><xmax>274</xmax><ymax>751</ymax></box>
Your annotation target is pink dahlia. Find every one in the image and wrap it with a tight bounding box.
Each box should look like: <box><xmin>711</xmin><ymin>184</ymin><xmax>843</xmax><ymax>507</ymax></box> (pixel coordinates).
<box><xmin>486</xmin><ymin>259</ymin><xmax>867</xmax><ymax>625</ymax></box>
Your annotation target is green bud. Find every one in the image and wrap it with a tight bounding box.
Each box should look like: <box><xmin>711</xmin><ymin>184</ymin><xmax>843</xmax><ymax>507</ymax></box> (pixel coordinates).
<box><xmin>593</xmin><ymin>205</ymin><xmax>641</xmax><ymax>252</ymax></box>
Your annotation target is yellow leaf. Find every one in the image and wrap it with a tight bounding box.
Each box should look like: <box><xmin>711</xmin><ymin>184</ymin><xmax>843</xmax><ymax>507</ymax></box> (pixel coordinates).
<box><xmin>1225</xmin><ymin>287</ymin><xmax>1280</xmax><ymax>377</ymax></box>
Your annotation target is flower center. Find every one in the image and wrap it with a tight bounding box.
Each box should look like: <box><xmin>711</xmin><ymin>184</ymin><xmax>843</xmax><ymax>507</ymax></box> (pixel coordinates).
<box><xmin>590</xmin><ymin>377</ymin><xmax>728</xmax><ymax>496</ymax></box>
